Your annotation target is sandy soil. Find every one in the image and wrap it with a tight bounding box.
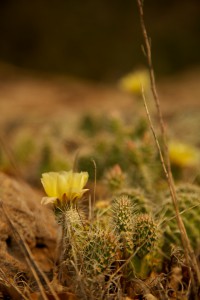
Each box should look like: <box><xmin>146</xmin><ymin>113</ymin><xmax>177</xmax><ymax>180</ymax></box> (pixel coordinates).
<box><xmin>0</xmin><ymin>67</ymin><xmax>200</xmax><ymax>125</ymax></box>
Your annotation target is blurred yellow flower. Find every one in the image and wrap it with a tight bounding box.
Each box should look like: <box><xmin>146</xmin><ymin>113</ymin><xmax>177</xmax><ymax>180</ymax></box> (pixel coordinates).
<box><xmin>41</xmin><ymin>170</ymin><xmax>89</xmax><ymax>205</ymax></box>
<box><xmin>119</xmin><ymin>69</ymin><xmax>150</xmax><ymax>95</ymax></box>
<box><xmin>169</xmin><ymin>141</ymin><xmax>199</xmax><ymax>168</ymax></box>
<box><xmin>95</xmin><ymin>199</ymin><xmax>110</xmax><ymax>210</ymax></box>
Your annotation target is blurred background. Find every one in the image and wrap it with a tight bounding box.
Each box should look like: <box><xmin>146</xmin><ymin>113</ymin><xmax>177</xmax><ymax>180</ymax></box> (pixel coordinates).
<box><xmin>0</xmin><ymin>0</ymin><xmax>200</xmax><ymax>186</ymax></box>
<box><xmin>0</xmin><ymin>0</ymin><xmax>200</xmax><ymax>81</ymax></box>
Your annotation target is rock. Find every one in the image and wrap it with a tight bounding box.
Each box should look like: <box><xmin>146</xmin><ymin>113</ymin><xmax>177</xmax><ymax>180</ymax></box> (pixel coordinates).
<box><xmin>0</xmin><ymin>172</ymin><xmax>58</xmax><ymax>280</ymax></box>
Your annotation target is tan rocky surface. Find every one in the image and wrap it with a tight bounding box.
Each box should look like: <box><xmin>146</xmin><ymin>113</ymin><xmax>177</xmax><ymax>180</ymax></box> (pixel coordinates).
<box><xmin>0</xmin><ymin>172</ymin><xmax>57</xmax><ymax>280</ymax></box>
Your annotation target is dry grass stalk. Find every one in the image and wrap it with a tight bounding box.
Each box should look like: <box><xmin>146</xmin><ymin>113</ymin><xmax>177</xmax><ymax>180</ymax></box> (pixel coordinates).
<box><xmin>136</xmin><ymin>0</ymin><xmax>200</xmax><ymax>296</ymax></box>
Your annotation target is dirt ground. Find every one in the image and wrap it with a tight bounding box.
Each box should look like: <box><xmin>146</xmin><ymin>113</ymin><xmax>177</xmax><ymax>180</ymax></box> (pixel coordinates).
<box><xmin>0</xmin><ymin>66</ymin><xmax>200</xmax><ymax>125</ymax></box>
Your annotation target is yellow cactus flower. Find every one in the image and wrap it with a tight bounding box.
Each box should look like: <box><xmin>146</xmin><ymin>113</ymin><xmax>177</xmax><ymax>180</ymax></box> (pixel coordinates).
<box><xmin>169</xmin><ymin>141</ymin><xmax>199</xmax><ymax>168</ymax></box>
<box><xmin>119</xmin><ymin>69</ymin><xmax>150</xmax><ymax>95</ymax></box>
<box><xmin>95</xmin><ymin>199</ymin><xmax>110</xmax><ymax>210</ymax></box>
<box><xmin>41</xmin><ymin>170</ymin><xmax>89</xmax><ymax>205</ymax></box>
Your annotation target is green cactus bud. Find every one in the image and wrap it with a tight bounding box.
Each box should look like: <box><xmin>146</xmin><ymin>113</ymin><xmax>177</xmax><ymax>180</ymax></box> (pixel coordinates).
<box><xmin>133</xmin><ymin>214</ymin><xmax>158</xmax><ymax>258</ymax></box>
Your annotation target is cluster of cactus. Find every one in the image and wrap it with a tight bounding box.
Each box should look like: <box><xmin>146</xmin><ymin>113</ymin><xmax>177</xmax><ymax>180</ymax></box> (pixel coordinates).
<box><xmin>82</xmin><ymin>229</ymin><xmax>119</xmax><ymax>276</ymax></box>
<box><xmin>161</xmin><ymin>183</ymin><xmax>200</xmax><ymax>251</ymax></box>
<box><xmin>0</xmin><ymin>113</ymin><xmax>162</xmax><ymax>191</ymax></box>
<box><xmin>115</xmin><ymin>187</ymin><xmax>152</xmax><ymax>214</ymax></box>
<box><xmin>5</xmin><ymin>109</ymin><xmax>199</xmax><ymax>298</ymax></box>
<box><xmin>112</xmin><ymin>195</ymin><xmax>158</xmax><ymax>264</ymax></box>
<box><xmin>60</xmin><ymin>193</ymin><xmax>160</xmax><ymax>298</ymax></box>
<box><xmin>78</xmin><ymin>113</ymin><xmax>161</xmax><ymax>191</ymax></box>
<box><xmin>133</xmin><ymin>214</ymin><xmax>158</xmax><ymax>258</ymax></box>
<box><xmin>60</xmin><ymin>208</ymin><xmax>119</xmax><ymax>298</ymax></box>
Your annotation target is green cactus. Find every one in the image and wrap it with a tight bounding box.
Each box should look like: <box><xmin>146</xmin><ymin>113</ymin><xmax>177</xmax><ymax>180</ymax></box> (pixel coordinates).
<box><xmin>78</xmin><ymin>113</ymin><xmax>162</xmax><ymax>192</ymax></box>
<box><xmin>105</xmin><ymin>164</ymin><xmax>126</xmax><ymax>191</ymax></box>
<box><xmin>79</xmin><ymin>114</ymin><xmax>103</xmax><ymax>136</ymax></box>
<box><xmin>80</xmin><ymin>113</ymin><xmax>124</xmax><ymax>137</ymax></box>
<box><xmin>59</xmin><ymin>207</ymin><xmax>85</xmax><ymax>284</ymax></box>
<box><xmin>64</xmin><ymin>207</ymin><xmax>85</xmax><ymax>233</ymax></box>
<box><xmin>83</xmin><ymin>229</ymin><xmax>119</xmax><ymax>276</ymax></box>
<box><xmin>112</xmin><ymin>195</ymin><xmax>135</xmax><ymax>251</ymax></box>
<box><xmin>133</xmin><ymin>214</ymin><xmax>158</xmax><ymax>259</ymax></box>
<box><xmin>162</xmin><ymin>183</ymin><xmax>200</xmax><ymax>250</ymax></box>
<box><xmin>115</xmin><ymin>188</ymin><xmax>151</xmax><ymax>214</ymax></box>
<box><xmin>131</xmin><ymin>213</ymin><xmax>159</xmax><ymax>278</ymax></box>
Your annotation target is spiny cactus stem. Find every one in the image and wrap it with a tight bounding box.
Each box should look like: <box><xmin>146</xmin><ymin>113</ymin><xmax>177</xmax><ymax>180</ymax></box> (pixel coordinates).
<box><xmin>76</xmin><ymin>206</ymin><xmax>86</xmax><ymax>230</ymax></box>
<box><xmin>58</xmin><ymin>213</ymin><xmax>66</xmax><ymax>282</ymax></box>
<box><xmin>101</xmin><ymin>238</ymin><xmax>148</xmax><ymax>299</ymax></box>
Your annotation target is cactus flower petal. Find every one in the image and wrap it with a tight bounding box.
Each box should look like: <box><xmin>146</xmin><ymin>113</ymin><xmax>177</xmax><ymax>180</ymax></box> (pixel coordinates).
<box><xmin>41</xmin><ymin>170</ymin><xmax>89</xmax><ymax>205</ymax></box>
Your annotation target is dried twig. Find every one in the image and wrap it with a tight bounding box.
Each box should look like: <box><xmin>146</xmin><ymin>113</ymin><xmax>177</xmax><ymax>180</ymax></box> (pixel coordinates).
<box><xmin>136</xmin><ymin>0</ymin><xmax>200</xmax><ymax>295</ymax></box>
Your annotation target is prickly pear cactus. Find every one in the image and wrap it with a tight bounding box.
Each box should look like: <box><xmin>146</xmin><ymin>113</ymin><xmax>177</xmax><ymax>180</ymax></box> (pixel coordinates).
<box><xmin>162</xmin><ymin>183</ymin><xmax>200</xmax><ymax>250</ymax></box>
